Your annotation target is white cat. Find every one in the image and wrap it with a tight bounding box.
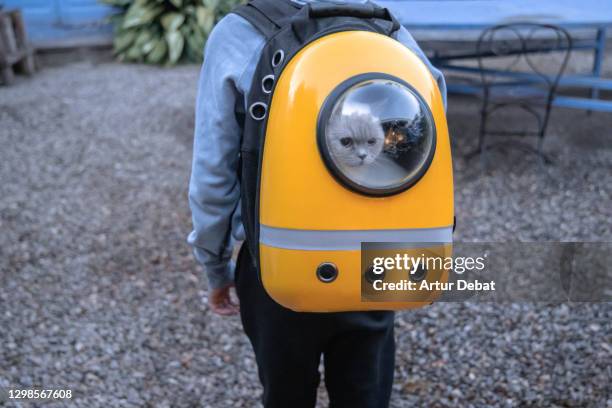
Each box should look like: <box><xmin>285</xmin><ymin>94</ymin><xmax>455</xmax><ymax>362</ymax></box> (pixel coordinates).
<box><xmin>327</xmin><ymin>112</ymin><xmax>408</xmax><ymax>188</ymax></box>
<box><xmin>327</xmin><ymin>112</ymin><xmax>385</xmax><ymax>168</ymax></box>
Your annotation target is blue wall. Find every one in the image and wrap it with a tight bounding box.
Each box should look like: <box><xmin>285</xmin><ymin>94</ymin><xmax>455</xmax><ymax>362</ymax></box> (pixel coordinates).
<box><xmin>2</xmin><ymin>0</ymin><xmax>114</xmax><ymax>46</ymax></box>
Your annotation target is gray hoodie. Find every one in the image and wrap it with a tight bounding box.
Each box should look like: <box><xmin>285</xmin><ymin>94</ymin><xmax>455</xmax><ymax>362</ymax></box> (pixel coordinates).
<box><xmin>187</xmin><ymin>0</ymin><xmax>447</xmax><ymax>289</ymax></box>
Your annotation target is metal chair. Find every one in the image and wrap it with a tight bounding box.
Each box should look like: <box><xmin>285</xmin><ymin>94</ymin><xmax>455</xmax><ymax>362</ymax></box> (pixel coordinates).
<box><xmin>469</xmin><ymin>22</ymin><xmax>572</xmax><ymax>164</ymax></box>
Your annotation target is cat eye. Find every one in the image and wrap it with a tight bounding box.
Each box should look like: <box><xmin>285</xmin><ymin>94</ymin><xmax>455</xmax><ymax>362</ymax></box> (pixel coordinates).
<box><xmin>340</xmin><ymin>137</ymin><xmax>352</xmax><ymax>147</ymax></box>
<box><xmin>367</xmin><ymin>139</ymin><xmax>376</xmax><ymax>145</ymax></box>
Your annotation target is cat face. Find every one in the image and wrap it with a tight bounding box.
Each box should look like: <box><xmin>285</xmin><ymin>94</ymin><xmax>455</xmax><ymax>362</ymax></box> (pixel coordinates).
<box><xmin>327</xmin><ymin>113</ymin><xmax>384</xmax><ymax>168</ymax></box>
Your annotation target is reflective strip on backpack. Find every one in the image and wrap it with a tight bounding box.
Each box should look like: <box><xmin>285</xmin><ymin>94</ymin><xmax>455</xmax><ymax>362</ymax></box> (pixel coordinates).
<box><xmin>260</xmin><ymin>224</ymin><xmax>453</xmax><ymax>251</ymax></box>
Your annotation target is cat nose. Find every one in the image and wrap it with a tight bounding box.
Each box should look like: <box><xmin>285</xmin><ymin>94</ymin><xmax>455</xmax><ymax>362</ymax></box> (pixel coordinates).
<box><xmin>358</xmin><ymin>153</ymin><xmax>367</xmax><ymax>160</ymax></box>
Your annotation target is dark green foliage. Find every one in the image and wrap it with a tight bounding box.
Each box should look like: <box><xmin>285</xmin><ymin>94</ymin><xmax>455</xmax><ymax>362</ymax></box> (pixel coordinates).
<box><xmin>101</xmin><ymin>0</ymin><xmax>243</xmax><ymax>64</ymax></box>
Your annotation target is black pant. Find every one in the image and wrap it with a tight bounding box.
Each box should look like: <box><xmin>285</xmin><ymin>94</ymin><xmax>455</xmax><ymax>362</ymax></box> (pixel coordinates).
<box><xmin>234</xmin><ymin>245</ymin><xmax>395</xmax><ymax>408</ymax></box>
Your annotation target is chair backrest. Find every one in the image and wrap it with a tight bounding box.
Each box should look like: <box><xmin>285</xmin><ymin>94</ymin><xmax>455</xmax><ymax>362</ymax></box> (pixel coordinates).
<box><xmin>476</xmin><ymin>22</ymin><xmax>572</xmax><ymax>102</ymax></box>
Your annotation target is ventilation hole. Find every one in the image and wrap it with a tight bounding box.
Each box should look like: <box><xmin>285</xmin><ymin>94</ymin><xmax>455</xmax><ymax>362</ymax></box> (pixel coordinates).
<box><xmin>271</xmin><ymin>49</ymin><xmax>284</xmax><ymax>67</ymax></box>
<box><xmin>261</xmin><ymin>75</ymin><xmax>275</xmax><ymax>94</ymax></box>
<box><xmin>316</xmin><ymin>262</ymin><xmax>338</xmax><ymax>283</ymax></box>
<box><xmin>365</xmin><ymin>265</ymin><xmax>385</xmax><ymax>284</ymax></box>
<box><xmin>249</xmin><ymin>102</ymin><xmax>267</xmax><ymax>121</ymax></box>
<box><xmin>410</xmin><ymin>265</ymin><xmax>427</xmax><ymax>282</ymax></box>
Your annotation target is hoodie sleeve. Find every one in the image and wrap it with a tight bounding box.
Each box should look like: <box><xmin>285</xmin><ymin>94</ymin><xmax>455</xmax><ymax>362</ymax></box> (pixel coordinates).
<box><xmin>187</xmin><ymin>14</ymin><xmax>264</xmax><ymax>289</ymax></box>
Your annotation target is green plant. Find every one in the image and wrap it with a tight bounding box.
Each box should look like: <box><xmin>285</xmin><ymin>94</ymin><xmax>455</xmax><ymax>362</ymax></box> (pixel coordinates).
<box><xmin>101</xmin><ymin>0</ymin><xmax>243</xmax><ymax>65</ymax></box>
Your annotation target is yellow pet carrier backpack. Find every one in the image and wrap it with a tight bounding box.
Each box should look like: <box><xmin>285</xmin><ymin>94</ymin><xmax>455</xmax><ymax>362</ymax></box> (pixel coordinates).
<box><xmin>233</xmin><ymin>0</ymin><xmax>454</xmax><ymax>312</ymax></box>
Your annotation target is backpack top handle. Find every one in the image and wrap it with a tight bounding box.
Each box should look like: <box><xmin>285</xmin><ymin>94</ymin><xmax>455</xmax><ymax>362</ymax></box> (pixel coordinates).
<box><xmin>309</xmin><ymin>2</ymin><xmax>388</xmax><ymax>19</ymax></box>
<box><xmin>290</xmin><ymin>1</ymin><xmax>400</xmax><ymax>42</ymax></box>
<box><xmin>309</xmin><ymin>1</ymin><xmax>399</xmax><ymax>31</ymax></box>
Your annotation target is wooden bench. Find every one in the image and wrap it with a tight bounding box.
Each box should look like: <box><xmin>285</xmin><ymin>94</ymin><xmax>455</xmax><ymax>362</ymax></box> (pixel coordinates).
<box><xmin>0</xmin><ymin>8</ymin><xmax>35</xmax><ymax>85</ymax></box>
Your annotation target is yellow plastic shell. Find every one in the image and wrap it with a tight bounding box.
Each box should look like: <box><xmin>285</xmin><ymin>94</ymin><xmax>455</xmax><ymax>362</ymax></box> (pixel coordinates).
<box><xmin>258</xmin><ymin>31</ymin><xmax>454</xmax><ymax>312</ymax></box>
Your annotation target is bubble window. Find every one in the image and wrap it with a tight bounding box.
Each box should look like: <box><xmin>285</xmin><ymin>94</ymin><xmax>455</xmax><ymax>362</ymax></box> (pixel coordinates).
<box><xmin>317</xmin><ymin>74</ymin><xmax>436</xmax><ymax>196</ymax></box>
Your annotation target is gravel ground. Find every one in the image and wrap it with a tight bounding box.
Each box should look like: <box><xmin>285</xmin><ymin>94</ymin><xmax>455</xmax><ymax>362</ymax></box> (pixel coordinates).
<box><xmin>0</xmin><ymin>57</ymin><xmax>611</xmax><ymax>408</ymax></box>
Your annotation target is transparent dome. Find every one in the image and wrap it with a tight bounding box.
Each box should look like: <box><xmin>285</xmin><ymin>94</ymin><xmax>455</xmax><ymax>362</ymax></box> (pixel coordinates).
<box><xmin>319</xmin><ymin>78</ymin><xmax>436</xmax><ymax>195</ymax></box>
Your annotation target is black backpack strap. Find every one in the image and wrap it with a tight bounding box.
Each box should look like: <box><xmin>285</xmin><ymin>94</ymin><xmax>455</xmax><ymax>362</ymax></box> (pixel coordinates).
<box><xmin>251</xmin><ymin>0</ymin><xmax>300</xmax><ymax>26</ymax></box>
<box><xmin>231</xmin><ymin>0</ymin><xmax>301</xmax><ymax>39</ymax></box>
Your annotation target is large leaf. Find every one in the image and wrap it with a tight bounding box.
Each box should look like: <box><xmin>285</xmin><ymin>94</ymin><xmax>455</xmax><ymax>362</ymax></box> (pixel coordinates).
<box><xmin>168</xmin><ymin>0</ymin><xmax>182</xmax><ymax>7</ymax></box>
<box><xmin>141</xmin><ymin>34</ymin><xmax>160</xmax><ymax>54</ymax></box>
<box><xmin>165</xmin><ymin>30</ymin><xmax>185</xmax><ymax>64</ymax></box>
<box><xmin>125</xmin><ymin>43</ymin><xmax>144</xmax><ymax>60</ymax></box>
<box><xmin>146</xmin><ymin>38</ymin><xmax>168</xmax><ymax>64</ymax></box>
<box><xmin>185</xmin><ymin>30</ymin><xmax>204</xmax><ymax>61</ymax></box>
<box><xmin>202</xmin><ymin>0</ymin><xmax>220</xmax><ymax>11</ymax></box>
<box><xmin>113</xmin><ymin>29</ymin><xmax>138</xmax><ymax>53</ymax></box>
<box><xmin>195</xmin><ymin>6</ymin><xmax>214</xmax><ymax>34</ymax></box>
<box><xmin>122</xmin><ymin>1</ymin><xmax>163</xmax><ymax>29</ymax></box>
<box><xmin>133</xmin><ymin>28</ymin><xmax>153</xmax><ymax>50</ymax></box>
<box><xmin>160</xmin><ymin>12</ymin><xmax>185</xmax><ymax>31</ymax></box>
<box><xmin>188</xmin><ymin>18</ymin><xmax>206</xmax><ymax>44</ymax></box>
